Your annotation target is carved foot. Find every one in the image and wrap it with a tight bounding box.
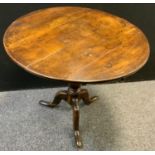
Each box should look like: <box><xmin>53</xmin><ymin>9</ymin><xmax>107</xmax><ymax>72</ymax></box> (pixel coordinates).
<box><xmin>74</xmin><ymin>130</ymin><xmax>82</xmax><ymax>148</ymax></box>
<box><xmin>39</xmin><ymin>100</ymin><xmax>57</xmax><ymax>107</ymax></box>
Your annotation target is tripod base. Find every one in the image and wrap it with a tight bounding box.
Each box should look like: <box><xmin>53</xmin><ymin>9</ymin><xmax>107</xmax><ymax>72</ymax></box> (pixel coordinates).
<box><xmin>39</xmin><ymin>83</ymin><xmax>98</xmax><ymax>148</ymax></box>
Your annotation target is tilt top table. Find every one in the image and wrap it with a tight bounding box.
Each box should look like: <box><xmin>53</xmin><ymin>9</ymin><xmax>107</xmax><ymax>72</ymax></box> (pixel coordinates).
<box><xmin>3</xmin><ymin>6</ymin><xmax>150</xmax><ymax>148</ymax></box>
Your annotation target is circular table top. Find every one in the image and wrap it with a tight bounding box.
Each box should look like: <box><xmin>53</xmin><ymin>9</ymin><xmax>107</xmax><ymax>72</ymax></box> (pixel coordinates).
<box><xmin>3</xmin><ymin>6</ymin><xmax>150</xmax><ymax>83</ymax></box>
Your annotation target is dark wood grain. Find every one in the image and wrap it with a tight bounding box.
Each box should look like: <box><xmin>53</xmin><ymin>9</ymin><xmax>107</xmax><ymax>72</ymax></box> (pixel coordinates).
<box><xmin>3</xmin><ymin>6</ymin><xmax>150</xmax><ymax>82</ymax></box>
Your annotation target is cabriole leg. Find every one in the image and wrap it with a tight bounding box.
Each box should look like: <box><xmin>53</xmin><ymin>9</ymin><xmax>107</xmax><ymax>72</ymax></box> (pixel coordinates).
<box><xmin>72</xmin><ymin>98</ymin><xmax>83</xmax><ymax>148</ymax></box>
<box><xmin>39</xmin><ymin>90</ymin><xmax>67</xmax><ymax>107</ymax></box>
<box><xmin>80</xmin><ymin>89</ymin><xmax>98</xmax><ymax>105</ymax></box>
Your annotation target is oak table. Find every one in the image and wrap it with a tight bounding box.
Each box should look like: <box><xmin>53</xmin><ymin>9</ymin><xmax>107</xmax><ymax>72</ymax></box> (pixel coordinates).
<box><xmin>3</xmin><ymin>6</ymin><xmax>150</xmax><ymax>148</ymax></box>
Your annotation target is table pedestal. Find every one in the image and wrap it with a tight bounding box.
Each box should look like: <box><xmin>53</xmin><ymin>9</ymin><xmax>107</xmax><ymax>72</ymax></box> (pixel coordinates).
<box><xmin>39</xmin><ymin>83</ymin><xmax>98</xmax><ymax>148</ymax></box>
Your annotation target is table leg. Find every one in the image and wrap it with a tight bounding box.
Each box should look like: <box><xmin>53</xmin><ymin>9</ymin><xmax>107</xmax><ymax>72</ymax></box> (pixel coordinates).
<box><xmin>80</xmin><ymin>89</ymin><xmax>98</xmax><ymax>105</ymax></box>
<box><xmin>39</xmin><ymin>90</ymin><xmax>67</xmax><ymax>107</ymax></box>
<box><xmin>72</xmin><ymin>98</ymin><xmax>83</xmax><ymax>148</ymax></box>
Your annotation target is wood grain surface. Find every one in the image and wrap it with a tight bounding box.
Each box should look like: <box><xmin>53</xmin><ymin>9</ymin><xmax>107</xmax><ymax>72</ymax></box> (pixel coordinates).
<box><xmin>3</xmin><ymin>6</ymin><xmax>150</xmax><ymax>82</ymax></box>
